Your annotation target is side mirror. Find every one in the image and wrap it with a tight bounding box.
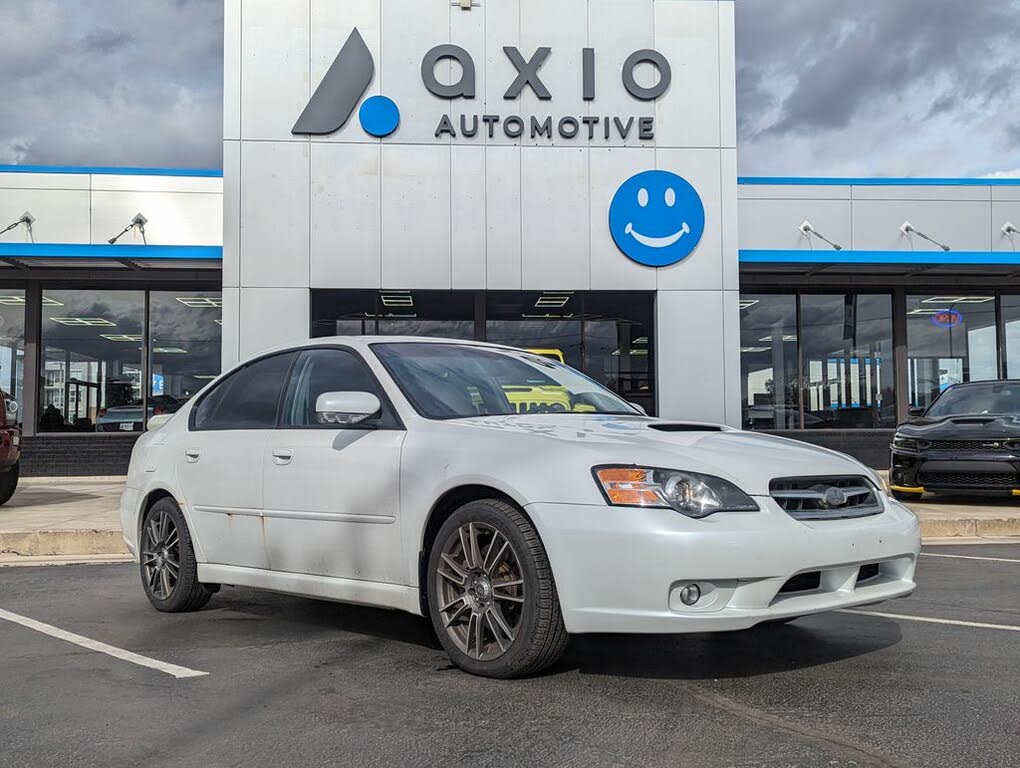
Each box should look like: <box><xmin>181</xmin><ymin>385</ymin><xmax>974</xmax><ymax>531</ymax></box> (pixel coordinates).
<box><xmin>908</xmin><ymin>407</ymin><xmax>925</xmax><ymax>418</ymax></box>
<box><xmin>315</xmin><ymin>391</ymin><xmax>381</xmax><ymax>426</ymax></box>
<box><xmin>147</xmin><ymin>413</ymin><xmax>174</xmax><ymax>430</ymax></box>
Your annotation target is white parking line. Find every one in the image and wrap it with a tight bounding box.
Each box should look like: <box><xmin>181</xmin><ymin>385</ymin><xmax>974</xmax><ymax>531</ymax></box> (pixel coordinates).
<box><xmin>840</xmin><ymin>609</ymin><xmax>1020</xmax><ymax>633</ymax></box>
<box><xmin>921</xmin><ymin>552</ymin><xmax>1020</xmax><ymax>564</ymax></box>
<box><xmin>0</xmin><ymin>608</ymin><xmax>208</xmax><ymax>679</ymax></box>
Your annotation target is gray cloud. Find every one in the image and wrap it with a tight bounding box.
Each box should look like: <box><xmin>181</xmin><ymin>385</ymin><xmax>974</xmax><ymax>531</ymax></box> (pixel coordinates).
<box><xmin>0</xmin><ymin>0</ymin><xmax>222</xmax><ymax>169</ymax></box>
<box><xmin>736</xmin><ymin>0</ymin><xmax>1020</xmax><ymax>177</ymax></box>
<box><xmin>2</xmin><ymin>0</ymin><xmax>1019</xmax><ymax>178</ymax></box>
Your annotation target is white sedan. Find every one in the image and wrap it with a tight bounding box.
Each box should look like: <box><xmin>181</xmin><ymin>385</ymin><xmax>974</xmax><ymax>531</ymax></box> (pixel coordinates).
<box><xmin>121</xmin><ymin>337</ymin><xmax>920</xmax><ymax>678</ymax></box>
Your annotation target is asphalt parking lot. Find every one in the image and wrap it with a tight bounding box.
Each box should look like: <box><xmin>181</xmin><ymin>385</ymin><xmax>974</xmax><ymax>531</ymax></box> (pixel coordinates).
<box><xmin>1</xmin><ymin>544</ymin><xmax>1017</xmax><ymax>768</ymax></box>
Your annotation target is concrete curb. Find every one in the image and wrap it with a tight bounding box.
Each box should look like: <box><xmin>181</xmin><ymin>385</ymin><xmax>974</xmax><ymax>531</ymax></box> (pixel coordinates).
<box><xmin>0</xmin><ymin>529</ymin><xmax>128</xmax><ymax>557</ymax></box>
<box><xmin>920</xmin><ymin>518</ymin><xmax>1020</xmax><ymax>539</ymax></box>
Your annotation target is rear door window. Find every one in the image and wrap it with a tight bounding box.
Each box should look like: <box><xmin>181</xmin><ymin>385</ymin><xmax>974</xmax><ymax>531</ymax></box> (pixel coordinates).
<box><xmin>192</xmin><ymin>352</ymin><xmax>295</xmax><ymax>430</ymax></box>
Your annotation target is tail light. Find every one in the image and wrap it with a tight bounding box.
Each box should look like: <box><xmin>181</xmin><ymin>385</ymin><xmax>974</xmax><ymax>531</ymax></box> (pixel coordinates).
<box><xmin>153</xmin><ymin>407</ymin><xmax>164</xmax><ymax>415</ymax></box>
<box><xmin>98</xmin><ymin>408</ymin><xmax>107</xmax><ymax>418</ymax></box>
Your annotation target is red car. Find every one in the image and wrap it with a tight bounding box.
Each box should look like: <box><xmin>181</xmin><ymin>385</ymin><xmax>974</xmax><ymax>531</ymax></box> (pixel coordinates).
<box><xmin>0</xmin><ymin>390</ymin><xmax>21</xmax><ymax>505</ymax></box>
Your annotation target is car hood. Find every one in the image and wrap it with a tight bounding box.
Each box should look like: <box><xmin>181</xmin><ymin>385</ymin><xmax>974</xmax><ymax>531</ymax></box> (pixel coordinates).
<box><xmin>451</xmin><ymin>414</ymin><xmax>870</xmax><ymax>496</ymax></box>
<box><xmin>898</xmin><ymin>414</ymin><xmax>1020</xmax><ymax>440</ymax></box>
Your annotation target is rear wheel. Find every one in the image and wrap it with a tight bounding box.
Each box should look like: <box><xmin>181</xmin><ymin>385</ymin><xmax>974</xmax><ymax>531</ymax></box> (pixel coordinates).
<box><xmin>891</xmin><ymin>489</ymin><xmax>924</xmax><ymax>502</ymax></box>
<box><xmin>139</xmin><ymin>497</ymin><xmax>213</xmax><ymax>612</ymax></box>
<box><xmin>0</xmin><ymin>462</ymin><xmax>18</xmax><ymax>506</ymax></box>
<box><xmin>427</xmin><ymin>499</ymin><xmax>568</xmax><ymax>678</ymax></box>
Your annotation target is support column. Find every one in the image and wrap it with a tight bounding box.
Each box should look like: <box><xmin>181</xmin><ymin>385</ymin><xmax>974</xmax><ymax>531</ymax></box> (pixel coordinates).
<box><xmin>21</xmin><ymin>282</ymin><xmax>41</xmax><ymax>437</ymax></box>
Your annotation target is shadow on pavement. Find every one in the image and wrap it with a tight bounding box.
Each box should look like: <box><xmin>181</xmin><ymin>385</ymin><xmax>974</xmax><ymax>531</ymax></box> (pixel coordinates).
<box><xmin>560</xmin><ymin>617</ymin><xmax>903</xmax><ymax>680</ymax></box>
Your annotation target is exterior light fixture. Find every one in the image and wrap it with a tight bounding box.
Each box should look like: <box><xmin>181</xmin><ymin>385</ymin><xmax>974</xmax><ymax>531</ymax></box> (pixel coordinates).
<box><xmin>108</xmin><ymin>213</ymin><xmax>148</xmax><ymax>245</ymax></box>
<box><xmin>798</xmin><ymin>220</ymin><xmax>842</xmax><ymax>250</ymax></box>
<box><xmin>900</xmin><ymin>221</ymin><xmax>950</xmax><ymax>252</ymax></box>
<box><xmin>1003</xmin><ymin>222</ymin><xmax>1019</xmax><ymax>236</ymax></box>
<box><xmin>0</xmin><ymin>211</ymin><xmax>35</xmax><ymax>243</ymax></box>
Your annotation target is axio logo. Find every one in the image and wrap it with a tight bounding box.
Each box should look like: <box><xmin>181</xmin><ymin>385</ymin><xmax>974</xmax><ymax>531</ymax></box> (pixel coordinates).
<box><xmin>608</xmin><ymin>170</ymin><xmax>705</xmax><ymax>268</ymax></box>
<box><xmin>292</xmin><ymin>29</ymin><xmax>400</xmax><ymax>138</ymax></box>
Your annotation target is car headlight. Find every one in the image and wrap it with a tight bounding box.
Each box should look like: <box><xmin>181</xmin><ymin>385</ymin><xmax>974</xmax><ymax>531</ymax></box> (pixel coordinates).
<box><xmin>892</xmin><ymin>435</ymin><xmax>928</xmax><ymax>451</ymax></box>
<box><xmin>593</xmin><ymin>466</ymin><xmax>759</xmax><ymax>519</ymax></box>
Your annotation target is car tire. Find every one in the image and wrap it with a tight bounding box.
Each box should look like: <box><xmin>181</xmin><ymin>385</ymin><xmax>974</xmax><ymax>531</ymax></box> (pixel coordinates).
<box><xmin>0</xmin><ymin>462</ymin><xmax>18</xmax><ymax>506</ymax></box>
<box><xmin>139</xmin><ymin>497</ymin><xmax>213</xmax><ymax>613</ymax></box>
<box><xmin>426</xmin><ymin>498</ymin><xmax>569</xmax><ymax>678</ymax></box>
<box><xmin>891</xmin><ymin>490</ymin><xmax>924</xmax><ymax>502</ymax></box>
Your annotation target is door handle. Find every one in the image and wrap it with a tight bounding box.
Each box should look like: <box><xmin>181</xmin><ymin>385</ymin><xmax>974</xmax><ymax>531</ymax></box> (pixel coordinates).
<box><xmin>184</xmin><ymin>448</ymin><xmax>200</xmax><ymax>463</ymax></box>
<box><xmin>271</xmin><ymin>448</ymin><xmax>294</xmax><ymax>465</ymax></box>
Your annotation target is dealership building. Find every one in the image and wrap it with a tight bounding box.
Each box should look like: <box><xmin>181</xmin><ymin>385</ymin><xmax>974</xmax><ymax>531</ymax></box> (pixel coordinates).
<box><xmin>4</xmin><ymin>0</ymin><xmax>1020</xmax><ymax>474</ymax></box>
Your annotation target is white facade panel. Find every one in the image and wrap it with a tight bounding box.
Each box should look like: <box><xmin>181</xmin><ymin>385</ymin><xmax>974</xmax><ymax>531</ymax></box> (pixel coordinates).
<box><xmin>450</xmin><ymin>145</ymin><xmax>487</xmax><ymax>289</ymax></box>
<box><xmin>481</xmin><ymin>0</ymin><xmax>521</xmax><ymax>146</ymax></box>
<box><xmin>0</xmin><ymin>172</ymin><xmax>89</xmax><ymax>191</ymax></box>
<box><xmin>310</xmin><ymin>0</ymin><xmax>381</xmax><ymax>146</ymax></box>
<box><xmin>654</xmin><ymin>148</ymin><xmax>724</xmax><ymax>291</ymax></box>
<box><xmin>589</xmin><ymin>147</ymin><xmax>657</xmax><ymax>290</ymax></box>
<box><xmin>221</xmin><ymin>286</ymin><xmax>241</xmax><ymax>369</ymax></box>
<box><xmin>851</xmin><ymin>185</ymin><xmax>991</xmax><ymax>202</ymax></box>
<box><xmin>0</xmin><ymin>189</ymin><xmax>91</xmax><ymax>244</ymax></box>
<box><xmin>520</xmin><ymin>146</ymin><xmax>590</xmax><ymax>290</ymax></box>
<box><xmin>653</xmin><ymin>0</ymin><xmax>721</xmax><ymax>148</ymax></box>
<box><xmin>991</xmin><ymin>201</ymin><xmax>1020</xmax><ymax>252</ymax></box>
<box><xmin>241</xmin><ymin>0</ymin><xmax>310</xmax><ymax>142</ymax></box>
<box><xmin>310</xmin><ymin>143</ymin><xmax>382</xmax><ymax>288</ymax></box>
<box><xmin>238</xmin><ymin>287</ymin><xmax>310</xmax><ymax>359</ymax></box>
<box><xmin>484</xmin><ymin>146</ymin><xmax>523</xmax><ymax>289</ymax></box>
<box><xmin>738</xmin><ymin>198</ymin><xmax>852</xmax><ymax>251</ymax></box>
<box><xmin>720</xmin><ymin>148</ymin><xmax>739</xmax><ymax>290</ymax></box>
<box><xmin>718</xmin><ymin>1</ymin><xmax>737</xmax><ymax>150</ymax></box>
<box><xmin>222</xmin><ymin>142</ymin><xmax>241</xmax><ymax>287</ymax></box>
<box><xmin>223</xmin><ymin>0</ymin><xmax>242</xmax><ymax>141</ymax></box>
<box><xmin>90</xmin><ymin>191</ymin><xmax>222</xmax><ymax>247</ymax></box>
<box><xmin>380</xmin><ymin>143</ymin><xmax>452</xmax><ymax>288</ymax></box>
<box><xmin>239</xmin><ymin>141</ymin><xmax>310</xmax><ymax>287</ymax></box>
<box><xmin>738</xmin><ymin>184</ymin><xmax>851</xmax><ymax>201</ymax></box>
<box><xmin>852</xmin><ymin>199</ymin><xmax>991</xmax><ymax>252</ymax></box>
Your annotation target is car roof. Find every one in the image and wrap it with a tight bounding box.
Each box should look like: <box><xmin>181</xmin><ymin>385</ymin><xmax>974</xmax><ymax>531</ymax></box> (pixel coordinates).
<box><xmin>945</xmin><ymin>380</ymin><xmax>1020</xmax><ymax>389</ymax></box>
<box><xmin>254</xmin><ymin>336</ymin><xmax>525</xmax><ymax>358</ymax></box>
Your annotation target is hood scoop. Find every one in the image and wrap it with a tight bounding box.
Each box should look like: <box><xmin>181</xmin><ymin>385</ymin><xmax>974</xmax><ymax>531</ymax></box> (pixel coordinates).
<box><xmin>950</xmin><ymin>417</ymin><xmax>997</xmax><ymax>425</ymax></box>
<box><xmin>648</xmin><ymin>423</ymin><xmax>724</xmax><ymax>433</ymax></box>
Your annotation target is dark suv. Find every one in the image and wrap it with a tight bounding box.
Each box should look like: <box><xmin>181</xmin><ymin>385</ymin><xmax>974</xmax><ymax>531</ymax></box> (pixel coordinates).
<box><xmin>0</xmin><ymin>390</ymin><xmax>21</xmax><ymax>505</ymax></box>
<box><xmin>890</xmin><ymin>380</ymin><xmax>1020</xmax><ymax>500</ymax></box>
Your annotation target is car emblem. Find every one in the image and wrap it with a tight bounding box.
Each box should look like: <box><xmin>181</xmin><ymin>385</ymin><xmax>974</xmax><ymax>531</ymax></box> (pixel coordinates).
<box><xmin>822</xmin><ymin>487</ymin><xmax>848</xmax><ymax>507</ymax></box>
<box><xmin>982</xmin><ymin>442</ymin><xmax>1001</xmax><ymax>449</ymax></box>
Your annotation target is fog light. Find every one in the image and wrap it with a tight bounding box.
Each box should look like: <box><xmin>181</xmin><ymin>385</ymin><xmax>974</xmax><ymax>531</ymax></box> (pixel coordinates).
<box><xmin>679</xmin><ymin>583</ymin><xmax>701</xmax><ymax>606</ymax></box>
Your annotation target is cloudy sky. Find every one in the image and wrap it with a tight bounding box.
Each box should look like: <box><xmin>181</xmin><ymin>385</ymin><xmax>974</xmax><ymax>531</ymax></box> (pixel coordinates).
<box><xmin>1</xmin><ymin>0</ymin><xmax>1018</xmax><ymax>177</ymax></box>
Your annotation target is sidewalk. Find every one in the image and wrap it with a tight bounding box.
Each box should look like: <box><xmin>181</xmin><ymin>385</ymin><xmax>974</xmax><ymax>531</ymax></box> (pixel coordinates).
<box><xmin>1</xmin><ymin>477</ymin><xmax>1019</xmax><ymax>563</ymax></box>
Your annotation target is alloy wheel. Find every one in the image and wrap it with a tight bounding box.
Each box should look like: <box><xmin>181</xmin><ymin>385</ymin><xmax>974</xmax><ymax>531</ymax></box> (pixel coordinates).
<box><xmin>141</xmin><ymin>508</ymin><xmax>180</xmax><ymax>600</ymax></box>
<box><xmin>435</xmin><ymin>522</ymin><xmax>526</xmax><ymax>661</ymax></box>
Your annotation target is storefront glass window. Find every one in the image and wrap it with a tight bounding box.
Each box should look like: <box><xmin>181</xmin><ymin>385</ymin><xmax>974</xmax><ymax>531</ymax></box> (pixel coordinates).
<box><xmin>0</xmin><ymin>291</ymin><xmax>26</xmax><ymax>427</ymax></box>
<box><xmin>310</xmin><ymin>290</ymin><xmax>475</xmax><ymax>339</ymax></box>
<box><xmin>739</xmin><ymin>294</ymin><xmax>799</xmax><ymax>429</ymax></box>
<box><xmin>485</xmin><ymin>292</ymin><xmax>584</xmax><ymax>369</ymax></box>
<box><xmin>800</xmin><ymin>294</ymin><xmax>895</xmax><ymax>428</ymax></box>
<box><xmin>582</xmin><ymin>293</ymin><xmax>655</xmax><ymax>414</ymax></box>
<box><xmin>907</xmin><ymin>294</ymin><xmax>997</xmax><ymax>409</ymax></box>
<box><xmin>1001</xmin><ymin>295</ymin><xmax>1020</xmax><ymax>379</ymax></box>
<box><xmin>148</xmin><ymin>292</ymin><xmax>223</xmax><ymax>425</ymax></box>
<box><xmin>41</xmin><ymin>290</ymin><xmax>144</xmax><ymax>432</ymax></box>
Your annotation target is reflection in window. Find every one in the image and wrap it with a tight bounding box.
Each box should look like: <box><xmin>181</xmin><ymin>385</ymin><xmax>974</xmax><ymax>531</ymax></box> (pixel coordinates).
<box><xmin>740</xmin><ymin>294</ymin><xmax>799</xmax><ymax>429</ymax></box>
<box><xmin>311</xmin><ymin>290</ymin><xmax>475</xmax><ymax>339</ymax></box>
<box><xmin>582</xmin><ymin>293</ymin><xmax>654</xmax><ymax>415</ymax></box>
<box><xmin>0</xmin><ymin>292</ymin><xmax>26</xmax><ymax>427</ymax></box>
<box><xmin>486</xmin><ymin>292</ymin><xmax>583</xmax><ymax>371</ymax></box>
<box><xmin>148</xmin><ymin>292</ymin><xmax>222</xmax><ymax>424</ymax></box>
<box><xmin>800</xmin><ymin>294</ymin><xmax>895</xmax><ymax>428</ymax></box>
<box><xmin>907</xmin><ymin>294</ymin><xmax>996</xmax><ymax>409</ymax></box>
<box><xmin>1002</xmin><ymin>296</ymin><xmax>1020</xmax><ymax>379</ymax></box>
<box><xmin>41</xmin><ymin>290</ymin><xmax>144</xmax><ymax>432</ymax></box>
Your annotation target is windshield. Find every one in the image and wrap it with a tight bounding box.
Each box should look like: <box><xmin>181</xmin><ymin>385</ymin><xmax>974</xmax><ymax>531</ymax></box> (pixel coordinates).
<box><xmin>373</xmin><ymin>342</ymin><xmax>638</xmax><ymax>420</ymax></box>
<box><xmin>925</xmin><ymin>383</ymin><xmax>1020</xmax><ymax>418</ymax></box>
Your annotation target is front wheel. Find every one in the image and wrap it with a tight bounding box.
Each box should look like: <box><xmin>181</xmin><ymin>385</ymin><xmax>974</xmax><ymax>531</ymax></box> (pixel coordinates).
<box><xmin>426</xmin><ymin>499</ymin><xmax>568</xmax><ymax>678</ymax></box>
<box><xmin>139</xmin><ymin>497</ymin><xmax>213</xmax><ymax>612</ymax></box>
<box><xmin>0</xmin><ymin>462</ymin><xmax>18</xmax><ymax>505</ymax></box>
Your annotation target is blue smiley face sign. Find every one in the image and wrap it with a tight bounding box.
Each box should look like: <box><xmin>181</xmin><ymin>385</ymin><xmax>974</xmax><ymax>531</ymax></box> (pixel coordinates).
<box><xmin>609</xmin><ymin>170</ymin><xmax>705</xmax><ymax>267</ymax></box>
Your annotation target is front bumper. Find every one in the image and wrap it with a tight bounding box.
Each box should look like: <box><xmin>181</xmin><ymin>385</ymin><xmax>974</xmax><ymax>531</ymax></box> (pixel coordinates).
<box><xmin>526</xmin><ymin>496</ymin><xmax>919</xmax><ymax>634</ymax></box>
<box><xmin>890</xmin><ymin>448</ymin><xmax>1020</xmax><ymax>494</ymax></box>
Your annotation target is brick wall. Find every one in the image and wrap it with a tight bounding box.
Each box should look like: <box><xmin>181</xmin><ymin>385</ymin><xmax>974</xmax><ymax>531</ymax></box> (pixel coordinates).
<box><xmin>20</xmin><ymin>434</ymin><xmax>139</xmax><ymax>477</ymax></box>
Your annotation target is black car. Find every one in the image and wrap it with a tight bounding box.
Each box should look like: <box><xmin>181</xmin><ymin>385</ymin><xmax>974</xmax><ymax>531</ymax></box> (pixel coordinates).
<box><xmin>889</xmin><ymin>380</ymin><xmax>1020</xmax><ymax>500</ymax></box>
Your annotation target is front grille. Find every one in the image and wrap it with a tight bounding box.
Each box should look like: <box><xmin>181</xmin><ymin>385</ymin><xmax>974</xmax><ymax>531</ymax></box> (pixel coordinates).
<box><xmin>769</xmin><ymin>476</ymin><xmax>883</xmax><ymax>521</ymax></box>
<box><xmin>778</xmin><ymin>571</ymin><xmax>821</xmax><ymax>594</ymax></box>
<box><xmin>918</xmin><ymin>470</ymin><xmax>1016</xmax><ymax>489</ymax></box>
<box><xmin>926</xmin><ymin>439</ymin><xmax>1018</xmax><ymax>452</ymax></box>
<box><xmin>857</xmin><ymin>563</ymin><xmax>880</xmax><ymax>583</ymax></box>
